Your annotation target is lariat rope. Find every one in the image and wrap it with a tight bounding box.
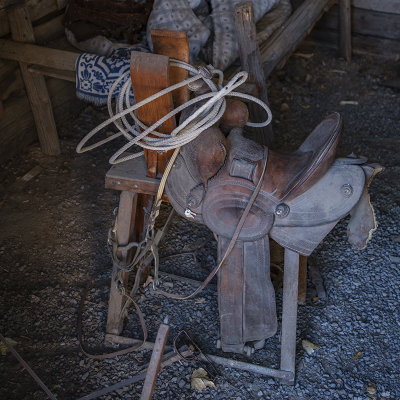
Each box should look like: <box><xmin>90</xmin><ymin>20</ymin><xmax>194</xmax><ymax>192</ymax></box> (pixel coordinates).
<box><xmin>77</xmin><ymin>59</ymin><xmax>272</xmax><ymax>299</ymax></box>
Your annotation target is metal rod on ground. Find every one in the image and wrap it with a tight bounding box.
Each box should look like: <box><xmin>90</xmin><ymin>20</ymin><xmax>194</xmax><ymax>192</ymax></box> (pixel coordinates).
<box><xmin>0</xmin><ymin>333</ymin><xmax>58</xmax><ymax>400</ymax></box>
<box><xmin>202</xmin><ymin>354</ymin><xmax>293</xmax><ymax>381</ymax></box>
<box><xmin>140</xmin><ymin>320</ymin><xmax>170</xmax><ymax>400</ymax></box>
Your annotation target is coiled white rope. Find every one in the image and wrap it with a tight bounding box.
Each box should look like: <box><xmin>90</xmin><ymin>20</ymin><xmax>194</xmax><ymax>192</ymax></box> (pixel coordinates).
<box><xmin>76</xmin><ymin>59</ymin><xmax>272</xmax><ymax>165</ymax></box>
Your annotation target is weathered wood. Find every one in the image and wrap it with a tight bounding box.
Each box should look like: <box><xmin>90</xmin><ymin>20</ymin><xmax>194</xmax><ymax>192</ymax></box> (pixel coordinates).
<box><xmin>140</xmin><ymin>323</ymin><xmax>170</xmax><ymax>400</ymax></box>
<box><xmin>34</xmin><ymin>13</ymin><xmax>65</xmax><ymax>44</ymax></box>
<box><xmin>106</xmin><ymin>191</ymin><xmax>138</xmax><ymax>335</ymax></box>
<box><xmin>280</xmin><ymin>248</ymin><xmax>299</xmax><ymax>385</ymax></box>
<box><xmin>105</xmin><ymin>156</ymin><xmax>160</xmax><ymax>195</ymax></box>
<box><xmin>28</xmin><ymin>65</ymin><xmax>75</xmax><ymax>82</ymax></box>
<box><xmin>260</xmin><ymin>0</ymin><xmax>334</xmax><ymax>77</ymax></box>
<box><xmin>308</xmin><ymin>29</ymin><xmax>400</xmax><ymax>58</ymax></box>
<box><xmin>0</xmin><ymin>0</ymin><xmax>63</xmax><ymax>37</ymax></box>
<box><xmin>340</xmin><ymin>0</ymin><xmax>352</xmax><ymax>61</ymax></box>
<box><xmin>8</xmin><ymin>5</ymin><xmax>60</xmax><ymax>155</ymax></box>
<box><xmin>353</xmin><ymin>0</ymin><xmax>400</xmax><ymax>14</ymax></box>
<box><xmin>151</xmin><ymin>29</ymin><xmax>189</xmax><ymax>109</ymax></box>
<box><xmin>234</xmin><ymin>1</ymin><xmax>273</xmax><ymax>147</ymax></box>
<box><xmin>318</xmin><ymin>4</ymin><xmax>400</xmax><ymax>41</ymax></box>
<box><xmin>297</xmin><ymin>255</ymin><xmax>307</xmax><ymax>305</ymax></box>
<box><xmin>0</xmin><ymin>38</ymin><xmax>78</xmax><ymax>71</ymax></box>
<box><xmin>130</xmin><ymin>52</ymin><xmax>175</xmax><ymax>178</ymax></box>
<box><xmin>0</xmin><ymin>93</ymin><xmax>36</xmax><ymax>161</ymax></box>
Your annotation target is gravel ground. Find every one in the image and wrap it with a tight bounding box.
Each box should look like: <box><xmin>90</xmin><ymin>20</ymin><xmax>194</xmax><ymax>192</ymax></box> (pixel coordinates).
<box><xmin>0</xmin><ymin>45</ymin><xmax>399</xmax><ymax>400</ymax></box>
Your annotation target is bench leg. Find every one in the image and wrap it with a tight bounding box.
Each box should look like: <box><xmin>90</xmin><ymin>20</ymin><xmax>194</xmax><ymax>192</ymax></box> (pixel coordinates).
<box><xmin>106</xmin><ymin>191</ymin><xmax>138</xmax><ymax>335</ymax></box>
<box><xmin>280</xmin><ymin>248</ymin><xmax>299</xmax><ymax>385</ymax></box>
<box><xmin>297</xmin><ymin>255</ymin><xmax>307</xmax><ymax>305</ymax></box>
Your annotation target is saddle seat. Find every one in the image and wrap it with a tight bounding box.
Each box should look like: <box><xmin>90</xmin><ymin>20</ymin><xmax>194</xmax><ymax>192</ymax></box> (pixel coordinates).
<box><xmin>264</xmin><ymin>113</ymin><xmax>343</xmax><ymax>201</ymax></box>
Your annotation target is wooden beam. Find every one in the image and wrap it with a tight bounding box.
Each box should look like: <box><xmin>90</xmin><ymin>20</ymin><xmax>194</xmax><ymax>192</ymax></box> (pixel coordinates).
<box><xmin>8</xmin><ymin>6</ymin><xmax>60</xmax><ymax>155</ymax></box>
<box><xmin>260</xmin><ymin>0</ymin><xmax>334</xmax><ymax>77</ymax></box>
<box><xmin>340</xmin><ymin>0</ymin><xmax>352</xmax><ymax>61</ymax></box>
<box><xmin>0</xmin><ymin>38</ymin><xmax>78</xmax><ymax>71</ymax></box>
<box><xmin>28</xmin><ymin>65</ymin><xmax>75</xmax><ymax>82</ymax></box>
<box><xmin>234</xmin><ymin>1</ymin><xmax>274</xmax><ymax>147</ymax></box>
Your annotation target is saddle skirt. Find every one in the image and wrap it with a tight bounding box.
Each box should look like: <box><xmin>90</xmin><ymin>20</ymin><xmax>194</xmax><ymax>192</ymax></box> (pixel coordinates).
<box><xmin>165</xmin><ymin>113</ymin><xmax>380</xmax><ymax>354</ymax></box>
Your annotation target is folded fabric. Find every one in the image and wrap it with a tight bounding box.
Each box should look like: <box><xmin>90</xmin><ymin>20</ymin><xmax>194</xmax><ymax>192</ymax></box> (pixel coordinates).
<box><xmin>211</xmin><ymin>0</ymin><xmax>280</xmax><ymax>71</ymax></box>
<box><xmin>75</xmin><ymin>45</ymin><xmax>148</xmax><ymax>105</ymax></box>
<box><xmin>146</xmin><ymin>0</ymin><xmax>211</xmax><ymax>61</ymax></box>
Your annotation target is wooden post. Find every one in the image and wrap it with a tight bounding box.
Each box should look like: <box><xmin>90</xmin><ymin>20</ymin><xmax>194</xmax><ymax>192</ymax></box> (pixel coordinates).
<box><xmin>339</xmin><ymin>0</ymin><xmax>352</xmax><ymax>61</ymax></box>
<box><xmin>297</xmin><ymin>255</ymin><xmax>307</xmax><ymax>305</ymax></box>
<box><xmin>234</xmin><ymin>2</ymin><xmax>274</xmax><ymax>147</ymax></box>
<box><xmin>106</xmin><ymin>191</ymin><xmax>138</xmax><ymax>335</ymax></box>
<box><xmin>140</xmin><ymin>322</ymin><xmax>170</xmax><ymax>400</ymax></box>
<box><xmin>7</xmin><ymin>5</ymin><xmax>61</xmax><ymax>155</ymax></box>
<box><xmin>280</xmin><ymin>248</ymin><xmax>299</xmax><ymax>385</ymax></box>
<box><xmin>260</xmin><ymin>0</ymin><xmax>334</xmax><ymax>78</ymax></box>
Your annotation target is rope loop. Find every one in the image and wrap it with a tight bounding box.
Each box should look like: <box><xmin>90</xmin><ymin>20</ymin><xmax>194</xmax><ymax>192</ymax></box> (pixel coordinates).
<box><xmin>76</xmin><ymin>58</ymin><xmax>272</xmax><ymax>165</ymax></box>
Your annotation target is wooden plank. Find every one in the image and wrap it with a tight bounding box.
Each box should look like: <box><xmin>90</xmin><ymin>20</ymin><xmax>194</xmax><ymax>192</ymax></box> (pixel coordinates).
<box><xmin>140</xmin><ymin>323</ymin><xmax>170</xmax><ymax>400</ymax></box>
<box><xmin>260</xmin><ymin>0</ymin><xmax>334</xmax><ymax>77</ymax></box>
<box><xmin>340</xmin><ymin>0</ymin><xmax>352</xmax><ymax>61</ymax></box>
<box><xmin>234</xmin><ymin>1</ymin><xmax>273</xmax><ymax>147</ymax></box>
<box><xmin>105</xmin><ymin>155</ymin><xmax>160</xmax><ymax>195</ymax></box>
<box><xmin>106</xmin><ymin>191</ymin><xmax>138</xmax><ymax>335</ymax></box>
<box><xmin>0</xmin><ymin>0</ymin><xmax>61</xmax><ymax>37</ymax></box>
<box><xmin>308</xmin><ymin>29</ymin><xmax>400</xmax><ymax>58</ymax></box>
<box><xmin>297</xmin><ymin>255</ymin><xmax>307</xmax><ymax>305</ymax></box>
<box><xmin>130</xmin><ymin>52</ymin><xmax>175</xmax><ymax>178</ymax></box>
<box><xmin>28</xmin><ymin>65</ymin><xmax>75</xmax><ymax>82</ymax></box>
<box><xmin>352</xmin><ymin>0</ymin><xmax>400</xmax><ymax>15</ymax></box>
<box><xmin>8</xmin><ymin>5</ymin><xmax>60</xmax><ymax>155</ymax></box>
<box><xmin>151</xmin><ymin>29</ymin><xmax>189</xmax><ymax>108</ymax></box>
<box><xmin>280</xmin><ymin>248</ymin><xmax>299</xmax><ymax>385</ymax></box>
<box><xmin>34</xmin><ymin>13</ymin><xmax>65</xmax><ymax>44</ymax></box>
<box><xmin>150</xmin><ymin>30</ymin><xmax>190</xmax><ymax>174</ymax></box>
<box><xmin>317</xmin><ymin>5</ymin><xmax>400</xmax><ymax>41</ymax></box>
<box><xmin>0</xmin><ymin>38</ymin><xmax>78</xmax><ymax>71</ymax></box>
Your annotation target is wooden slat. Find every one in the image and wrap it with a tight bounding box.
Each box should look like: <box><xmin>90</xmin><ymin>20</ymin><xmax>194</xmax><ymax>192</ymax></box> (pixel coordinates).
<box><xmin>8</xmin><ymin>6</ymin><xmax>60</xmax><ymax>155</ymax></box>
<box><xmin>0</xmin><ymin>0</ymin><xmax>61</xmax><ymax>37</ymax></box>
<box><xmin>140</xmin><ymin>323</ymin><xmax>170</xmax><ymax>400</ymax></box>
<box><xmin>105</xmin><ymin>156</ymin><xmax>160</xmax><ymax>195</ymax></box>
<box><xmin>234</xmin><ymin>1</ymin><xmax>273</xmax><ymax>147</ymax></box>
<box><xmin>260</xmin><ymin>0</ymin><xmax>334</xmax><ymax>77</ymax></box>
<box><xmin>130</xmin><ymin>52</ymin><xmax>175</xmax><ymax>178</ymax></box>
<box><xmin>340</xmin><ymin>0</ymin><xmax>352</xmax><ymax>61</ymax></box>
<box><xmin>0</xmin><ymin>38</ymin><xmax>78</xmax><ymax>71</ymax></box>
<box><xmin>28</xmin><ymin>65</ymin><xmax>75</xmax><ymax>81</ymax></box>
<box><xmin>308</xmin><ymin>29</ymin><xmax>400</xmax><ymax>58</ymax></box>
<box><xmin>106</xmin><ymin>191</ymin><xmax>138</xmax><ymax>335</ymax></box>
<box><xmin>352</xmin><ymin>0</ymin><xmax>400</xmax><ymax>14</ymax></box>
<box><xmin>151</xmin><ymin>29</ymin><xmax>189</xmax><ymax>108</ymax></box>
<box><xmin>318</xmin><ymin>5</ymin><xmax>400</xmax><ymax>41</ymax></box>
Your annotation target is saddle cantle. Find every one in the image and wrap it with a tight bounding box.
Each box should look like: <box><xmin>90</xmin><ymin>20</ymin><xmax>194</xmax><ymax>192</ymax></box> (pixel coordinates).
<box><xmin>165</xmin><ymin>111</ymin><xmax>380</xmax><ymax>354</ymax></box>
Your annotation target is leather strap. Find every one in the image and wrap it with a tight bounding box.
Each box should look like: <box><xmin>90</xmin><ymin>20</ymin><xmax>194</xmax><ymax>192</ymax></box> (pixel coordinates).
<box><xmin>154</xmin><ymin>147</ymin><xmax>268</xmax><ymax>300</ymax></box>
<box><xmin>78</xmin><ymin>276</ymin><xmax>148</xmax><ymax>359</ymax></box>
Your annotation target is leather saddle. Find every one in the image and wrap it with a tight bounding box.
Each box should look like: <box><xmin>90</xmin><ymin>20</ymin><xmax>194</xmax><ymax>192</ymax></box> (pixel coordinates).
<box><xmin>165</xmin><ymin>111</ymin><xmax>380</xmax><ymax>354</ymax></box>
